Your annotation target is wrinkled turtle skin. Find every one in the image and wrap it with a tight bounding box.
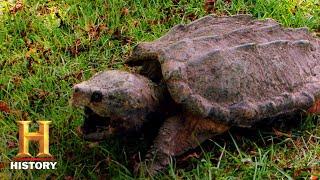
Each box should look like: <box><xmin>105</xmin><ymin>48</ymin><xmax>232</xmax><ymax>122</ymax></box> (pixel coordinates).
<box><xmin>71</xmin><ymin>14</ymin><xmax>320</xmax><ymax>175</ymax></box>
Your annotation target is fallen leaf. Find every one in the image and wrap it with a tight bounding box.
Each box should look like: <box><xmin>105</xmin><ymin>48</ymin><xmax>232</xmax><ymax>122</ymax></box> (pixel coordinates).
<box><xmin>37</xmin><ymin>4</ymin><xmax>51</xmax><ymax>15</ymax></box>
<box><xmin>76</xmin><ymin>126</ymin><xmax>83</xmax><ymax>136</ymax></box>
<box><xmin>9</xmin><ymin>0</ymin><xmax>24</xmax><ymax>14</ymax></box>
<box><xmin>25</xmin><ymin>48</ymin><xmax>36</xmax><ymax>59</ymax></box>
<box><xmin>20</xmin><ymin>31</ymin><xmax>26</xmax><ymax>37</ymax></box>
<box><xmin>181</xmin><ymin>152</ymin><xmax>200</xmax><ymax>161</ymax></box>
<box><xmin>311</xmin><ymin>167</ymin><xmax>320</xmax><ymax>179</ymax></box>
<box><xmin>88</xmin><ymin>142</ymin><xmax>99</xmax><ymax>148</ymax></box>
<box><xmin>308</xmin><ymin>100</ymin><xmax>320</xmax><ymax>114</ymax></box>
<box><xmin>26</xmin><ymin>56</ymin><xmax>35</xmax><ymax>74</ymax></box>
<box><xmin>68</xmin><ymin>39</ymin><xmax>89</xmax><ymax>57</ymax></box>
<box><xmin>111</xmin><ymin>29</ymin><xmax>121</xmax><ymax>41</ymax></box>
<box><xmin>22</xmin><ymin>111</ymin><xmax>29</xmax><ymax>120</ymax></box>
<box><xmin>42</xmin><ymin>48</ymin><xmax>52</xmax><ymax>62</ymax></box>
<box><xmin>186</xmin><ymin>12</ymin><xmax>197</xmax><ymax>21</ymax></box>
<box><xmin>204</xmin><ymin>0</ymin><xmax>216</xmax><ymax>13</ymax></box>
<box><xmin>121</xmin><ymin>8</ymin><xmax>129</xmax><ymax>16</ymax></box>
<box><xmin>310</xmin><ymin>175</ymin><xmax>318</xmax><ymax>180</ymax></box>
<box><xmin>12</xmin><ymin>75</ymin><xmax>23</xmax><ymax>86</ymax></box>
<box><xmin>132</xmin><ymin>20</ymin><xmax>139</xmax><ymax>27</ymax></box>
<box><xmin>110</xmin><ymin>28</ymin><xmax>133</xmax><ymax>45</ymax></box>
<box><xmin>205</xmin><ymin>0</ymin><xmax>216</xmax><ymax>6</ymax></box>
<box><xmin>204</xmin><ymin>0</ymin><xmax>231</xmax><ymax>14</ymax></box>
<box><xmin>28</xmin><ymin>89</ymin><xmax>50</xmax><ymax>108</ymax></box>
<box><xmin>7</xmin><ymin>141</ymin><xmax>16</xmax><ymax>149</ymax></box>
<box><xmin>60</xmin><ymin>70</ymin><xmax>83</xmax><ymax>81</ymax></box>
<box><xmin>32</xmin><ymin>88</ymin><xmax>50</xmax><ymax>100</ymax></box>
<box><xmin>0</xmin><ymin>101</ymin><xmax>10</xmax><ymax>113</ymax></box>
<box><xmin>172</xmin><ymin>0</ymin><xmax>180</xmax><ymax>5</ymax></box>
<box><xmin>64</xmin><ymin>176</ymin><xmax>74</xmax><ymax>180</ymax></box>
<box><xmin>272</xmin><ymin>128</ymin><xmax>292</xmax><ymax>138</ymax></box>
<box><xmin>88</xmin><ymin>24</ymin><xmax>108</xmax><ymax>40</ymax></box>
<box><xmin>293</xmin><ymin>167</ymin><xmax>311</xmax><ymax>178</ymax></box>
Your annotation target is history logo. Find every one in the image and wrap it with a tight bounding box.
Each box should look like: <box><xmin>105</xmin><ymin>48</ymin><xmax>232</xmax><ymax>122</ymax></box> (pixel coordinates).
<box><xmin>7</xmin><ymin>121</ymin><xmax>57</xmax><ymax>170</ymax></box>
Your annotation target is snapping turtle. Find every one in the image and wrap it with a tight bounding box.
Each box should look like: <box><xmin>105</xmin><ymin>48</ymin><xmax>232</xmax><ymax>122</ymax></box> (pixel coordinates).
<box><xmin>71</xmin><ymin>15</ymin><xmax>320</xmax><ymax>173</ymax></box>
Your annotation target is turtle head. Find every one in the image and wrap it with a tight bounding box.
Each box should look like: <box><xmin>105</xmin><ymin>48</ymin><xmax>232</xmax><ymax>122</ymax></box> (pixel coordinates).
<box><xmin>71</xmin><ymin>70</ymin><xmax>162</xmax><ymax>139</ymax></box>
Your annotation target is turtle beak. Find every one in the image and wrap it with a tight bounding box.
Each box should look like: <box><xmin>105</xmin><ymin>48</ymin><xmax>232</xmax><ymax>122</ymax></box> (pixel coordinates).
<box><xmin>70</xmin><ymin>85</ymin><xmax>90</xmax><ymax>108</ymax></box>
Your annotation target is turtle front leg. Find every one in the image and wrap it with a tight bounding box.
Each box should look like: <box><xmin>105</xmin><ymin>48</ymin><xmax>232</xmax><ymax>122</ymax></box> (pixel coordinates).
<box><xmin>141</xmin><ymin>114</ymin><xmax>230</xmax><ymax>175</ymax></box>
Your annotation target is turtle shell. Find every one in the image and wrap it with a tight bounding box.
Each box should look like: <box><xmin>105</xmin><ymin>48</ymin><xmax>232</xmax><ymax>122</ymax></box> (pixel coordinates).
<box><xmin>128</xmin><ymin>15</ymin><xmax>320</xmax><ymax>127</ymax></box>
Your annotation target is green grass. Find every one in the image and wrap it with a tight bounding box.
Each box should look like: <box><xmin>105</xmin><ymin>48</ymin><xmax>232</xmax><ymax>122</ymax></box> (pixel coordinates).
<box><xmin>0</xmin><ymin>0</ymin><xmax>319</xmax><ymax>179</ymax></box>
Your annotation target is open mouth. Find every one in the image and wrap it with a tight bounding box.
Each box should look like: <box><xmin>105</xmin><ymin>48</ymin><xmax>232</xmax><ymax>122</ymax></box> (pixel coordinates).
<box><xmin>81</xmin><ymin>107</ymin><xmax>131</xmax><ymax>141</ymax></box>
<box><xmin>81</xmin><ymin>107</ymin><xmax>113</xmax><ymax>140</ymax></box>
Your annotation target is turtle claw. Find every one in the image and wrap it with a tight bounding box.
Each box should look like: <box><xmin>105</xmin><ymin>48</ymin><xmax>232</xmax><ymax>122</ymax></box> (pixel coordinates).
<box><xmin>83</xmin><ymin>131</ymin><xmax>112</xmax><ymax>141</ymax></box>
<box><xmin>82</xmin><ymin>126</ymin><xmax>116</xmax><ymax>141</ymax></box>
<box><xmin>134</xmin><ymin>157</ymin><xmax>168</xmax><ymax>177</ymax></box>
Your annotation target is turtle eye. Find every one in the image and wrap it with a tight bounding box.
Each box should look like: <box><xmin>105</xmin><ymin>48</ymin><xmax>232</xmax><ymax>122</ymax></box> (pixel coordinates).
<box><xmin>91</xmin><ymin>91</ymin><xmax>103</xmax><ymax>102</ymax></box>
